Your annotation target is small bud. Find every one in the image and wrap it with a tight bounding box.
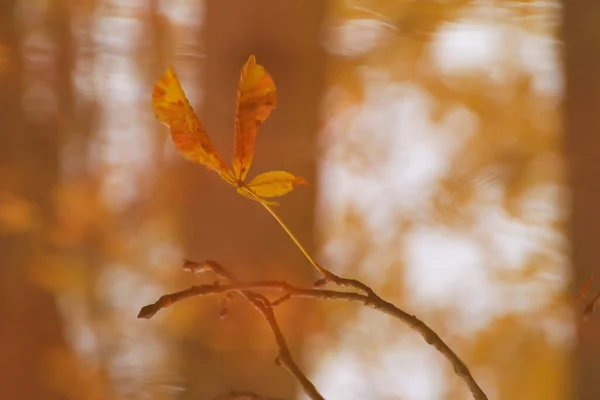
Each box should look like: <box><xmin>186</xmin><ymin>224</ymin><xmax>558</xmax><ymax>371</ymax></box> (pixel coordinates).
<box><xmin>313</xmin><ymin>278</ymin><xmax>327</xmax><ymax>287</ymax></box>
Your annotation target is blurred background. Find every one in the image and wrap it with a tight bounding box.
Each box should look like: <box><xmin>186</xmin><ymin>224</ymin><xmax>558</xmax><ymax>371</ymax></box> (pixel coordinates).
<box><xmin>1</xmin><ymin>0</ymin><xmax>598</xmax><ymax>399</ymax></box>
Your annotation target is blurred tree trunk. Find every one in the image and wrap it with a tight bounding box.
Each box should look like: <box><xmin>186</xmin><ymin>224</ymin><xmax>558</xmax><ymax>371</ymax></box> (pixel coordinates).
<box><xmin>177</xmin><ymin>1</ymin><xmax>326</xmax><ymax>398</ymax></box>
<box><xmin>0</xmin><ymin>1</ymin><xmax>70</xmax><ymax>399</ymax></box>
<box><xmin>564</xmin><ymin>1</ymin><xmax>600</xmax><ymax>399</ymax></box>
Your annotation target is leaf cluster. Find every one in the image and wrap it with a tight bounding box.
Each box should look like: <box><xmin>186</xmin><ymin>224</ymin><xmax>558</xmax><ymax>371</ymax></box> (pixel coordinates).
<box><xmin>152</xmin><ymin>55</ymin><xmax>306</xmax><ymax>204</ymax></box>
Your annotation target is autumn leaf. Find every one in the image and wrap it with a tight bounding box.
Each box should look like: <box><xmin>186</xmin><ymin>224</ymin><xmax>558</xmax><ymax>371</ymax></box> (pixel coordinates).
<box><xmin>233</xmin><ymin>55</ymin><xmax>277</xmax><ymax>181</ymax></box>
<box><xmin>246</xmin><ymin>171</ymin><xmax>307</xmax><ymax>198</ymax></box>
<box><xmin>152</xmin><ymin>67</ymin><xmax>234</xmax><ymax>183</ymax></box>
<box><xmin>151</xmin><ymin>58</ymin><xmax>305</xmax><ymax>203</ymax></box>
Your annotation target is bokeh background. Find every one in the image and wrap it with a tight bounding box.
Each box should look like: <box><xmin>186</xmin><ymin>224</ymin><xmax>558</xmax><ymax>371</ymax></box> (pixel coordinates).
<box><xmin>1</xmin><ymin>0</ymin><xmax>598</xmax><ymax>399</ymax></box>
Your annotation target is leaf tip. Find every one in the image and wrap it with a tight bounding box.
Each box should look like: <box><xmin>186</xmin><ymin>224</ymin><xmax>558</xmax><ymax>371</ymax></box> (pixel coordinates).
<box><xmin>159</xmin><ymin>65</ymin><xmax>178</xmax><ymax>83</ymax></box>
<box><xmin>293</xmin><ymin>176</ymin><xmax>308</xmax><ymax>186</ymax></box>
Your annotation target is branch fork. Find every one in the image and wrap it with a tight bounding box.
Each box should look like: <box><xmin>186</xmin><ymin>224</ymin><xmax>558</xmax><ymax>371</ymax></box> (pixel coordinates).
<box><xmin>138</xmin><ymin>260</ymin><xmax>487</xmax><ymax>400</ymax></box>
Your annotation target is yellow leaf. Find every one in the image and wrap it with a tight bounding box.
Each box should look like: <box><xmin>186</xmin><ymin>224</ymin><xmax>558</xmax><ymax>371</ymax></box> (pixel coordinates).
<box><xmin>247</xmin><ymin>171</ymin><xmax>307</xmax><ymax>198</ymax></box>
<box><xmin>236</xmin><ymin>185</ymin><xmax>280</xmax><ymax>205</ymax></box>
<box><xmin>152</xmin><ymin>67</ymin><xmax>234</xmax><ymax>182</ymax></box>
<box><xmin>233</xmin><ymin>55</ymin><xmax>277</xmax><ymax>181</ymax></box>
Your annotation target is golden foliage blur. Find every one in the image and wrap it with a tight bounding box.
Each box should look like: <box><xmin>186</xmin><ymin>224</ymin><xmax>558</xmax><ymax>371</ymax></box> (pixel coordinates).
<box><xmin>50</xmin><ymin>181</ymin><xmax>109</xmax><ymax>247</ymax></box>
<box><xmin>151</xmin><ymin>56</ymin><xmax>305</xmax><ymax>201</ymax></box>
<box><xmin>41</xmin><ymin>346</ymin><xmax>111</xmax><ymax>400</ymax></box>
<box><xmin>1</xmin><ymin>0</ymin><xmax>568</xmax><ymax>399</ymax></box>
<box><xmin>320</xmin><ymin>0</ymin><xmax>566</xmax><ymax>399</ymax></box>
<box><xmin>0</xmin><ymin>192</ymin><xmax>39</xmax><ymax>234</ymax></box>
<box><xmin>28</xmin><ymin>253</ymin><xmax>87</xmax><ymax>295</ymax></box>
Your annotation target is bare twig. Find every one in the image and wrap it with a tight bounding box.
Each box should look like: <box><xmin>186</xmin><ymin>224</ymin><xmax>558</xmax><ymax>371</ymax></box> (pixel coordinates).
<box><xmin>269</xmin><ymin>293</ymin><xmax>291</xmax><ymax>307</ymax></box>
<box><xmin>175</xmin><ymin>260</ymin><xmax>324</xmax><ymax>400</ymax></box>
<box><xmin>139</xmin><ymin>266</ymin><xmax>487</xmax><ymax>400</ymax></box>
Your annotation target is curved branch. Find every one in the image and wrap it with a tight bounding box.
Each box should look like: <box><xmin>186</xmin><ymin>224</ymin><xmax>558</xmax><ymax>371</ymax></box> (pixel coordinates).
<box><xmin>162</xmin><ymin>260</ymin><xmax>324</xmax><ymax>400</ymax></box>
<box><xmin>139</xmin><ymin>277</ymin><xmax>487</xmax><ymax>400</ymax></box>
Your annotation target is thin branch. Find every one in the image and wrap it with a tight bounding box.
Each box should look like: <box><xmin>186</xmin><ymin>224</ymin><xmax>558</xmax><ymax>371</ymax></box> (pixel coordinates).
<box><xmin>175</xmin><ymin>260</ymin><xmax>324</xmax><ymax>400</ymax></box>
<box><xmin>248</xmin><ymin>296</ymin><xmax>324</xmax><ymax>400</ymax></box>
<box><xmin>139</xmin><ymin>275</ymin><xmax>487</xmax><ymax>400</ymax></box>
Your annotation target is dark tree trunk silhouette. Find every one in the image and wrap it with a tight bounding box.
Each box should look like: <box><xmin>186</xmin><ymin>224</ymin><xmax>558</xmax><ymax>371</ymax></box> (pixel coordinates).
<box><xmin>564</xmin><ymin>0</ymin><xmax>600</xmax><ymax>399</ymax></box>
<box><xmin>0</xmin><ymin>1</ymin><xmax>72</xmax><ymax>399</ymax></box>
<box><xmin>176</xmin><ymin>1</ymin><xmax>327</xmax><ymax>398</ymax></box>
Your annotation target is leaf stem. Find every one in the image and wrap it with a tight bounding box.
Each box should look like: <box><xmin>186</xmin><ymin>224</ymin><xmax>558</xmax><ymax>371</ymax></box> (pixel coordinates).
<box><xmin>259</xmin><ymin>201</ymin><xmax>332</xmax><ymax>278</ymax></box>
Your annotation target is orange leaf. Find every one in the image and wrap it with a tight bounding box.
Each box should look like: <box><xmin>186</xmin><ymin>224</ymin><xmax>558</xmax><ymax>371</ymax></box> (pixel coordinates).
<box><xmin>152</xmin><ymin>67</ymin><xmax>234</xmax><ymax>182</ymax></box>
<box><xmin>247</xmin><ymin>171</ymin><xmax>307</xmax><ymax>198</ymax></box>
<box><xmin>233</xmin><ymin>55</ymin><xmax>277</xmax><ymax>181</ymax></box>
